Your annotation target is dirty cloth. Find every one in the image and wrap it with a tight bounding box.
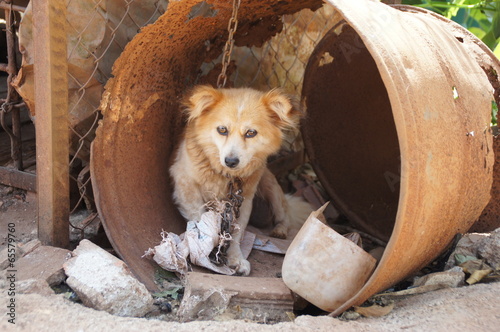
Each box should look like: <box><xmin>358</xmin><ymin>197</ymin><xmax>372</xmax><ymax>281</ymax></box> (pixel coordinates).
<box><xmin>144</xmin><ymin>208</ymin><xmax>294</xmax><ymax>275</ymax></box>
<box><xmin>144</xmin><ymin>208</ymin><xmax>235</xmax><ymax>275</ymax></box>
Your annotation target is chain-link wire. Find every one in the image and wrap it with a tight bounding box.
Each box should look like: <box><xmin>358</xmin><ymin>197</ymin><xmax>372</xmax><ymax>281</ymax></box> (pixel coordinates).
<box><xmin>61</xmin><ymin>0</ymin><xmax>168</xmax><ymax>239</ymax></box>
<box><xmin>203</xmin><ymin>5</ymin><xmax>340</xmax><ymax>95</ymax></box>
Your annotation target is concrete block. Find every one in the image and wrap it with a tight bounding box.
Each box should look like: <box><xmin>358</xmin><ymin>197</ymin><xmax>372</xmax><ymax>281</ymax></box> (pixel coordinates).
<box><xmin>18</xmin><ymin>239</ymin><xmax>42</xmax><ymax>257</ymax></box>
<box><xmin>0</xmin><ymin>248</ymin><xmax>10</xmax><ymax>270</ymax></box>
<box><xmin>17</xmin><ymin>246</ymin><xmax>71</xmax><ymax>286</ymax></box>
<box><xmin>0</xmin><ymin>239</ymin><xmax>41</xmax><ymax>271</ymax></box>
<box><xmin>63</xmin><ymin>239</ymin><xmax>154</xmax><ymax>317</ymax></box>
<box><xmin>17</xmin><ymin>278</ymin><xmax>55</xmax><ymax>296</ymax></box>
<box><xmin>178</xmin><ymin>272</ymin><xmax>294</xmax><ymax>323</ymax></box>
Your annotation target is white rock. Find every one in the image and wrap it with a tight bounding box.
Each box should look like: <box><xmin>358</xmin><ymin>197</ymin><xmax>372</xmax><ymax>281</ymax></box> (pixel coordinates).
<box><xmin>63</xmin><ymin>239</ymin><xmax>154</xmax><ymax>317</ymax></box>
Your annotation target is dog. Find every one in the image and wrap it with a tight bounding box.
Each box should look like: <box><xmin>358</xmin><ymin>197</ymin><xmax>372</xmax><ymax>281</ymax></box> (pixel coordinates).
<box><xmin>170</xmin><ymin>85</ymin><xmax>312</xmax><ymax>275</ymax></box>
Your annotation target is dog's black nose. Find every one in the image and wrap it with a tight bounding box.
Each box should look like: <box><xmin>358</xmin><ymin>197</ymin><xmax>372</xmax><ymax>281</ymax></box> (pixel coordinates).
<box><xmin>225</xmin><ymin>156</ymin><xmax>239</xmax><ymax>168</ymax></box>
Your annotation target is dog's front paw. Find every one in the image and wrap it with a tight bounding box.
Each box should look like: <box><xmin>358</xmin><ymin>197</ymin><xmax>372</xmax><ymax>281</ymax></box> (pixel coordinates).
<box><xmin>228</xmin><ymin>256</ymin><xmax>251</xmax><ymax>276</ymax></box>
<box><xmin>270</xmin><ymin>223</ymin><xmax>288</xmax><ymax>239</ymax></box>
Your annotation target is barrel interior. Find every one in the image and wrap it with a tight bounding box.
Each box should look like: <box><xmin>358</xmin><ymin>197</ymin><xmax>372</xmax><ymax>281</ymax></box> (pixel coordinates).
<box><xmin>302</xmin><ymin>25</ymin><xmax>401</xmax><ymax>241</ymax></box>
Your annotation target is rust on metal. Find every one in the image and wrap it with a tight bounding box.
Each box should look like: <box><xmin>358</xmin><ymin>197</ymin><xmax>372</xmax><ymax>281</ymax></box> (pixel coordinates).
<box><xmin>91</xmin><ymin>0</ymin><xmax>323</xmax><ymax>291</ymax></box>
<box><xmin>302</xmin><ymin>23</ymin><xmax>400</xmax><ymax>242</ymax></box>
<box><xmin>0</xmin><ymin>2</ymin><xmax>27</xmax><ymax>13</ymax></box>
<box><xmin>473</xmin><ymin>134</ymin><xmax>500</xmax><ymax>232</ymax></box>
<box><xmin>0</xmin><ymin>1</ymin><xmax>35</xmax><ymax>192</ymax></box>
<box><xmin>1</xmin><ymin>3</ymin><xmax>23</xmax><ymax>171</ymax></box>
<box><xmin>33</xmin><ymin>0</ymin><xmax>70</xmax><ymax>248</ymax></box>
<box><xmin>0</xmin><ymin>167</ymin><xmax>36</xmax><ymax>192</ymax></box>
<box><xmin>305</xmin><ymin>0</ymin><xmax>497</xmax><ymax>315</ymax></box>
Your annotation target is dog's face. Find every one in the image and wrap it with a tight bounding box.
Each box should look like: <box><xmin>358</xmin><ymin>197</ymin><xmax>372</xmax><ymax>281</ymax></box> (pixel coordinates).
<box><xmin>183</xmin><ymin>86</ymin><xmax>302</xmax><ymax>178</ymax></box>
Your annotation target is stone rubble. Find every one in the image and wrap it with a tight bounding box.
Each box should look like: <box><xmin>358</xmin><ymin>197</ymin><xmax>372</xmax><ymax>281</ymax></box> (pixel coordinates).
<box><xmin>63</xmin><ymin>239</ymin><xmax>154</xmax><ymax>317</ymax></box>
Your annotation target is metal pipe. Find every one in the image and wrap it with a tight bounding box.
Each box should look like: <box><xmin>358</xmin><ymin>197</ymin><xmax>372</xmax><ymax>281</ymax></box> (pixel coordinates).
<box><xmin>3</xmin><ymin>5</ymin><xmax>23</xmax><ymax>170</ymax></box>
<box><xmin>0</xmin><ymin>3</ymin><xmax>26</xmax><ymax>13</ymax></box>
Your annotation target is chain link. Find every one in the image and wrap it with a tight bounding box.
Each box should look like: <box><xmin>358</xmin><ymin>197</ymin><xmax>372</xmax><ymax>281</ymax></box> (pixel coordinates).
<box><xmin>217</xmin><ymin>0</ymin><xmax>241</xmax><ymax>88</ymax></box>
<box><xmin>208</xmin><ymin>176</ymin><xmax>243</xmax><ymax>266</ymax></box>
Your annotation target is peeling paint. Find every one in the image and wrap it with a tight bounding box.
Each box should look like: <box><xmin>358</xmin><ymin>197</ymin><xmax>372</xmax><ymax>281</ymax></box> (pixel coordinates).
<box><xmin>318</xmin><ymin>52</ymin><xmax>334</xmax><ymax>67</ymax></box>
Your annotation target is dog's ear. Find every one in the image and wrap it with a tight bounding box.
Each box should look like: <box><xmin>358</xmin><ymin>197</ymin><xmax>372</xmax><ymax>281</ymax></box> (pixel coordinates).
<box><xmin>262</xmin><ymin>89</ymin><xmax>303</xmax><ymax>130</ymax></box>
<box><xmin>183</xmin><ymin>85</ymin><xmax>222</xmax><ymax>122</ymax></box>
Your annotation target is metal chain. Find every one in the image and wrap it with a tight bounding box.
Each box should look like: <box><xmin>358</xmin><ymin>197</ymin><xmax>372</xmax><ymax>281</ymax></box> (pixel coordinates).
<box><xmin>225</xmin><ymin>176</ymin><xmax>243</xmax><ymax>221</ymax></box>
<box><xmin>216</xmin><ymin>0</ymin><xmax>241</xmax><ymax>88</ymax></box>
<box><xmin>209</xmin><ymin>0</ymin><xmax>243</xmax><ymax>265</ymax></box>
<box><xmin>209</xmin><ymin>176</ymin><xmax>244</xmax><ymax>266</ymax></box>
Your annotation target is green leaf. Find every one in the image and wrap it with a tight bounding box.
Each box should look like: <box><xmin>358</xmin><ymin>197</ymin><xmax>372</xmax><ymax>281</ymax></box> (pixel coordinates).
<box><xmin>447</xmin><ymin>0</ymin><xmax>467</xmax><ymax>19</ymax></box>
<box><xmin>482</xmin><ymin>29</ymin><xmax>498</xmax><ymax>50</ymax></box>
<box><xmin>492</xmin><ymin>2</ymin><xmax>500</xmax><ymax>39</ymax></box>
<box><xmin>493</xmin><ymin>42</ymin><xmax>500</xmax><ymax>59</ymax></box>
<box><xmin>468</xmin><ymin>26</ymin><xmax>487</xmax><ymax>39</ymax></box>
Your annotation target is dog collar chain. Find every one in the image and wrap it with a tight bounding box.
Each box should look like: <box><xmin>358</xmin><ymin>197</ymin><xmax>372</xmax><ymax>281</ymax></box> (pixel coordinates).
<box><xmin>209</xmin><ymin>177</ymin><xmax>243</xmax><ymax>266</ymax></box>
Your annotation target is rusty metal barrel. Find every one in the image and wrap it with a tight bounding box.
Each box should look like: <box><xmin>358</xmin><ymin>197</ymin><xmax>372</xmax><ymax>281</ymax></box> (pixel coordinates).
<box><xmin>91</xmin><ymin>0</ymin><xmax>499</xmax><ymax>313</ymax></box>
<box><xmin>301</xmin><ymin>0</ymin><xmax>498</xmax><ymax>314</ymax></box>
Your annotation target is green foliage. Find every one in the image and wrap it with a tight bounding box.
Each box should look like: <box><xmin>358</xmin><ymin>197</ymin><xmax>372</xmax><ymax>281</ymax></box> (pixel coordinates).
<box><xmin>402</xmin><ymin>1</ymin><xmax>500</xmax><ymax>57</ymax></box>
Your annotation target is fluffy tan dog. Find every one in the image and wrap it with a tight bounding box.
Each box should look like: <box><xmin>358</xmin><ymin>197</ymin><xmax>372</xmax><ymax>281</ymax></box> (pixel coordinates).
<box><xmin>170</xmin><ymin>85</ymin><xmax>311</xmax><ymax>275</ymax></box>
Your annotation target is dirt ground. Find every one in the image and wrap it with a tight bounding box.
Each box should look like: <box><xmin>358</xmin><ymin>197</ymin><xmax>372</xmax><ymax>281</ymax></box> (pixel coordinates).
<box><xmin>1</xmin><ymin>186</ymin><xmax>500</xmax><ymax>331</ymax></box>
<box><xmin>0</xmin><ymin>185</ymin><xmax>37</xmax><ymax>251</ymax></box>
<box><xmin>1</xmin><ymin>276</ymin><xmax>499</xmax><ymax>331</ymax></box>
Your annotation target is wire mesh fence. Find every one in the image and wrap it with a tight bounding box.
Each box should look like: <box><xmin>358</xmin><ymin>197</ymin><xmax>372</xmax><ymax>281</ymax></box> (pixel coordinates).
<box><xmin>2</xmin><ymin>0</ymin><xmax>341</xmax><ymax>242</ymax></box>
<box><xmin>63</xmin><ymin>0</ymin><xmax>171</xmax><ymax>239</ymax></box>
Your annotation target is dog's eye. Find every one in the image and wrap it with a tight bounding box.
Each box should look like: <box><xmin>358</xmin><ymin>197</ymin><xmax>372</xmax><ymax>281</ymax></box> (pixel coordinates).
<box><xmin>245</xmin><ymin>129</ymin><xmax>258</xmax><ymax>138</ymax></box>
<box><xmin>217</xmin><ymin>126</ymin><xmax>228</xmax><ymax>136</ymax></box>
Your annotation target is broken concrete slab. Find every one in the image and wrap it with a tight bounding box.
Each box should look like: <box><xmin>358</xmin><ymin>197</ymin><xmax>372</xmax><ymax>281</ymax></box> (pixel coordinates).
<box><xmin>16</xmin><ymin>245</ymin><xmax>71</xmax><ymax>286</ymax></box>
<box><xmin>0</xmin><ymin>239</ymin><xmax>42</xmax><ymax>271</ymax></box>
<box><xmin>17</xmin><ymin>278</ymin><xmax>55</xmax><ymax>296</ymax></box>
<box><xmin>0</xmin><ymin>247</ymin><xmax>11</xmax><ymax>270</ymax></box>
<box><xmin>178</xmin><ymin>272</ymin><xmax>294</xmax><ymax>323</ymax></box>
<box><xmin>18</xmin><ymin>239</ymin><xmax>42</xmax><ymax>257</ymax></box>
<box><xmin>63</xmin><ymin>239</ymin><xmax>154</xmax><ymax>317</ymax></box>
